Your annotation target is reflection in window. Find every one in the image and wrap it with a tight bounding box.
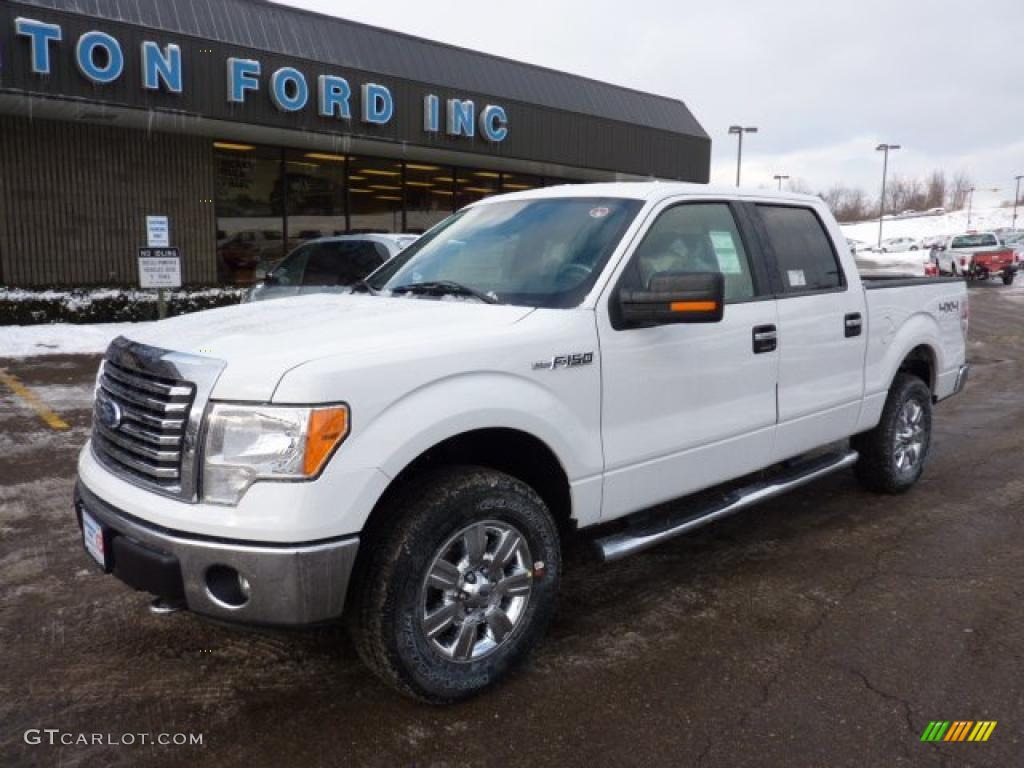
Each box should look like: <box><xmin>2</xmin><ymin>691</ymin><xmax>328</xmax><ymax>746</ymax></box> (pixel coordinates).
<box><xmin>215</xmin><ymin>145</ymin><xmax>285</xmax><ymax>286</ymax></box>
<box><xmin>543</xmin><ymin>177</ymin><xmax>579</xmax><ymax>188</ymax></box>
<box><xmin>501</xmin><ymin>173</ymin><xmax>542</xmax><ymax>194</ymax></box>
<box><xmin>349</xmin><ymin>157</ymin><xmax>402</xmax><ymax>233</ymax></box>
<box><xmin>405</xmin><ymin>162</ymin><xmax>453</xmax><ymax>234</ymax></box>
<box><xmin>455</xmin><ymin>167</ymin><xmax>501</xmax><ymax>210</ymax></box>
<box><xmin>285</xmin><ymin>150</ymin><xmax>346</xmax><ymax>253</ymax></box>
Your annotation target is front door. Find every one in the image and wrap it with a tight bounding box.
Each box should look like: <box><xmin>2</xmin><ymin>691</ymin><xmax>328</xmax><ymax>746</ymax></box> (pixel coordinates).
<box><xmin>597</xmin><ymin>200</ymin><xmax>780</xmax><ymax>522</ymax></box>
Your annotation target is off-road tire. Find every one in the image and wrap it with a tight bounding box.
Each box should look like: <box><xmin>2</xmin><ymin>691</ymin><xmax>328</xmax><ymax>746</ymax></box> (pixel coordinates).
<box><xmin>852</xmin><ymin>373</ymin><xmax>932</xmax><ymax>494</ymax></box>
<box><xmin>1002</xmin><ymin>271</ymin><xmax>1015</xmax><ymax>286</ymax></box>
<box><xmin>348</xmin><ymin>465</ymin><xmax>561</xmax><ymax>703</ymax></box>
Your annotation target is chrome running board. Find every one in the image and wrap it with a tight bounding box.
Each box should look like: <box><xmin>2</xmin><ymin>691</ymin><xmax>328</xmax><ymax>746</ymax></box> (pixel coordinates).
<box><xmin>594</xmin><ymin>450</ymin><xmax>860</xmax><ymax>562</ymax></box>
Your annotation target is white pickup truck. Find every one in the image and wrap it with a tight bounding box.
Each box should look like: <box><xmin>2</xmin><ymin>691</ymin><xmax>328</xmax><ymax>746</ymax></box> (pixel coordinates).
<box><xmin>75</xmin><ymin>183</ymin><xmax>969</xmax><ymax>702</ymax></box>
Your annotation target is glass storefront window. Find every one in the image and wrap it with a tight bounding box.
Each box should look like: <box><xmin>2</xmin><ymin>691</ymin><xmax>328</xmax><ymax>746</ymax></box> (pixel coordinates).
<box><xmin>501</xmin><ymin>173</ymin><xmax>543</xmax><ymax>194</ymax></box>
<box><xmin>215</xmin><ymin>145</ymin><xmax>285</xmax><ymax>286</ymax></box>
<box><xmin>404</xmin><ymin>162</ymin><xmax>453</xmax><ymax>234</ymax></box>
<box><xmin>349</xmin><ymin>157</ymin><xmax>403</xmax><ymax>233</ymax></box>
<box><xmin>285</xmin><ymin>150</ymin><xmax>346</xmax><ymax>253</ymax></box>
<box><xmin>455</xmin><ymin>167</ymin><xmax>501</xmax><ymax>210</ymax></box>
<box><xmin>544</xmin><ymin>176</ymin><xmax>580</xmax><ymax>188</ymax></box>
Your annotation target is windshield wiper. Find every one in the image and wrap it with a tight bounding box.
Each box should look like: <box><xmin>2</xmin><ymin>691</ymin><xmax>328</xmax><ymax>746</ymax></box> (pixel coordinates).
<box><xmin>391</xmin><ymin>280</ymin><xmax>500</xmax><ymax>304</ymax></box>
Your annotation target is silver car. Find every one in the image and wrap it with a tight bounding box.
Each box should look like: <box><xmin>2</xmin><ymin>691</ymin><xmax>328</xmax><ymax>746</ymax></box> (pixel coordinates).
<box><xmin>244</xmin><ymin>234</ymin><xmax>418</xmax><ymax>303</ymax></box>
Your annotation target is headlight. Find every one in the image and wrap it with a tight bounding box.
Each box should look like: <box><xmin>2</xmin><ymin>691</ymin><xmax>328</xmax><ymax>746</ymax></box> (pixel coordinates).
<box><xmin>201</xmin><ymin>403</ymin><xmax>350</xmax><ymax>505</ymax></box>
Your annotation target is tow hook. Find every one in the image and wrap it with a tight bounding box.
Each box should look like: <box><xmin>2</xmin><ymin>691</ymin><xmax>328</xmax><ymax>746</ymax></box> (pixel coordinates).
<box><xmin>149</xmin><ymin>597</ymin><xmax>186</xmax><ymax>616</ymax></box>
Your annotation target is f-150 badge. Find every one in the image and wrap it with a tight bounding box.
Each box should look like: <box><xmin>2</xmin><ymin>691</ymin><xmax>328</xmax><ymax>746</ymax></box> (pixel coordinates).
<box><xmin>532</xmin><ymin>352</ymin><xmax>594</xmax><ymax>370</ymax></box>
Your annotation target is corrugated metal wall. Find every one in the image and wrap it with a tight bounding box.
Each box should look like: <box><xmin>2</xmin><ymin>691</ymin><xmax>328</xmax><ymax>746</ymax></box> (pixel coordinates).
<box><xmin>0</xmin><ymin>115</ymin><xmax>216</xmax><ymax>287</ymax></box>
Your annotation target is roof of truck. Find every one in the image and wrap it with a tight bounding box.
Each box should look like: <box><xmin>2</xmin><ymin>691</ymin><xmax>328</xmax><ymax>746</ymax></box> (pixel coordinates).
<box><xmin>477</xmin><ymin>182</ymin><xmax>823</xmax><ymax>205</ymax></box>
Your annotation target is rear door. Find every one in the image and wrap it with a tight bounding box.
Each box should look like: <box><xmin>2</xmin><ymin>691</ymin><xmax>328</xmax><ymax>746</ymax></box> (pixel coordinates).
<box><xmin>749</xmin><ymin>203</ymin><xmax>867</xmax><ymax>462</ymax></box>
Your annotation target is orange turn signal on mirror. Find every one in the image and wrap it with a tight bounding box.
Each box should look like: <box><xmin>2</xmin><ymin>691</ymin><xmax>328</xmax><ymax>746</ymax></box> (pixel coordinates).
<box><xmin>669</xmin><ymin>301</ymin><xmax>719</xmax><ymax>313</ymax></box>
<box><xmin>303</xmin><ymin>406</ymin><xmax>350</xmax><ymax>476</ymax></box>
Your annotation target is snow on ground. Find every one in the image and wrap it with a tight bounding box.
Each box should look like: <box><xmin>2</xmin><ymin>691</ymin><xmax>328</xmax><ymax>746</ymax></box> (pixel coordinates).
<box><xmin>854</xmin><ymin>250</ymin><xmax>931</xmax><ymax>278</ymax></box>
<box><xmin>841</xmin><ymin>205</ymin><xmax>1019</xmax><ymax>244</ymax></box>
<box><xmin>0</xmin><ymin>323</ymin><xmax>149</xmax><ymax>357</ymax></box>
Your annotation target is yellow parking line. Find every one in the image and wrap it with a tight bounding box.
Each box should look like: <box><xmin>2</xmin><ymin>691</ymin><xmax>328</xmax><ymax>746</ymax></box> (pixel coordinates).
<box><xmin>0</xmin><ymin>368</ymin><xmax>70</xmax><ymax>431</ymax></box>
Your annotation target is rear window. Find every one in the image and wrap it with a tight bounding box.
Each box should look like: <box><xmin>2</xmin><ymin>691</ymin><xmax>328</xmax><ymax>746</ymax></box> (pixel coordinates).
<box><xmin>951</xmin><ymin>234</ymin><xmax>998</xmax><ymax>249</ymax></box>
<box><xmin>757</xmin><ymin>205</ymin><xmax>844</xmax><ymax>293</ymax></box>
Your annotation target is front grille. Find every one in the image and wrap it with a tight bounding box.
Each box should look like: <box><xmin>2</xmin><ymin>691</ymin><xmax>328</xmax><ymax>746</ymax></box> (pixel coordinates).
<box><xmin>92</xmin><ymin>360</ymin><xmax>196</xmax><ymax>492</ymax></box>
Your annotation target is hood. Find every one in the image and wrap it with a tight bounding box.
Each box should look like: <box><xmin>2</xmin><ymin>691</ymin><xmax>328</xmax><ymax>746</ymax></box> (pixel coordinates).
<box><xmin>124</xmin><ymin>294</ymin><xmax>534</xmax><ymax>400</ymax></box>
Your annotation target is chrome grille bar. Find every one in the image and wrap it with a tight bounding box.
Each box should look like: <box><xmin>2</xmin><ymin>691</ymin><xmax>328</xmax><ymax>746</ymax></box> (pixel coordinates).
<box><xmin>91</xmin><ymin>337</ymin><xmax>226</xmax><ymax>501</ymax></box>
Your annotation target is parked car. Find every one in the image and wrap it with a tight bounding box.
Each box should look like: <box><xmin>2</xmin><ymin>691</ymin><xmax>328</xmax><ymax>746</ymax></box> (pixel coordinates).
<box><xmin>879</xmin><ymin>237</ymin><xmax>920</xmax><ymax>252</ymax></box>
<box><xmin>935</xmin><ymin>232</ymin><xmax>1018</xmax><ymax>284</ymax></box>
<box><xmin>927</xmin><ymin>207</ymin><xmax>946</xmax><ymax>216</ymax></box>
<box><xmin>76</xmin><ymin>183</ymin><xmax>968</xmax><ymax>702</ymax></box>
<box><xmin>920</xmin><ymin>235</ymin><xmax>947</xmax><ymax>252</ymax></box>
<box><xmin>243</xmin><ymin>234</ymin><xmax>418</xmax><ymax>302</ymax></box>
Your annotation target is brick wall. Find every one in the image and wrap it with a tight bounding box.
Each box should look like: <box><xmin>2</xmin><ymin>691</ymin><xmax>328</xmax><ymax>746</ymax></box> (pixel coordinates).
<box><xmin>0</xmin><ymin>115</ymin><xmax>216</xmax><ymax>287</ymax></box>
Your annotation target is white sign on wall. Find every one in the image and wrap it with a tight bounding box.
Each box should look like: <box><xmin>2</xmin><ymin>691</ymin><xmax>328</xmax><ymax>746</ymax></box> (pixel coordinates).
<box><xmin>146</xmin><ymin>215</ymin><xmax>170</xmax><ymax>248</ymax></box>
<box><xmin>138</xmin><ymin>248</ymin><xmax>182</xmax><ymax>288</ymax></box>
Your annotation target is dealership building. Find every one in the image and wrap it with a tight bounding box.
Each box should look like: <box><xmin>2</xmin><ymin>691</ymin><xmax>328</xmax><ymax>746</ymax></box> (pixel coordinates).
<box><xmin>0</xmin><ymin>0</ymin><xmax>710</xmax><ymax>288</ymax></box>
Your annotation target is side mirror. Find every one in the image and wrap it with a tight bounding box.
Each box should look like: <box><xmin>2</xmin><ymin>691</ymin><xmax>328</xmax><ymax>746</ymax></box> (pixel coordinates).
<box><xmin>263</xmin><ymin>272</ymin><xmax>279</xmax><ymax>286</ymax></box>
<box><xmin>618</xmin><ymin>272</ymin><xmax>724</xmax><ymax>328</ymax></box>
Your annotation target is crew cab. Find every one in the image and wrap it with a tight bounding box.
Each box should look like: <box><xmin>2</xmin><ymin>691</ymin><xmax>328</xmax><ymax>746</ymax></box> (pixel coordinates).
<box><xmin>935</xmin><ymin>231</ymin><xmax>1018</xmax><ymax>284</ymax></box>
<box><xmin>75</xmin><ymin>184</ymin><xmax>969</xmax><ymax>702</ymax></box>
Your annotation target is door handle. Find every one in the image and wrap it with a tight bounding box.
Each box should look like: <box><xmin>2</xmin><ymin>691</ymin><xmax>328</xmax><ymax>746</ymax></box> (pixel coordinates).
<box><xmin>845</xmin><ymin>313</ymin><xmax>863</xmax><ymax>338</ymax></box>
<box><xmin>752</xmin><ymin>324</ymin><xmax>777</xmax><ymax>354</ymax></box>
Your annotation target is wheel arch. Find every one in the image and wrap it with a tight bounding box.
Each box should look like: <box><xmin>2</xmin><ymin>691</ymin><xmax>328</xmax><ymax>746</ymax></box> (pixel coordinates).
<box><xmin>361</xmin><ymin>427</ymin><xmax>576</xmax><ymax>545</ymax></box>
<box><xmin>897</xmin><ymin>343</ymin><xmax>937</xmax><ymax>393</ymax></box>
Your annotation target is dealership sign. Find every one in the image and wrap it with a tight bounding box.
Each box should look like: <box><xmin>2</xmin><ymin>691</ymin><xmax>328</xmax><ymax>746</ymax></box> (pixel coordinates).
<box><xmin>12</xmin><ymin>17</ymin><xmax>509</xmax><ymax>142</ymax></box>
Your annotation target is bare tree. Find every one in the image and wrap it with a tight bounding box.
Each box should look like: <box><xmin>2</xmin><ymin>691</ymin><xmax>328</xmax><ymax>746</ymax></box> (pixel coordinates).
<box><xmin>786</xmin><ymin>177</ymin><xmax>813</xmax><ymax>194</ymax></box>
<box><xmin>820</xmin><ymin>184</ymin><xmax>872</xmax><ymax>222</ymax></box>
<box><xmin>948</xmin><ymin>170</ymin><xmax>972</xmax><ymax>210</ymax></box>
<box><xmin>925</xmin><ymin>170</ymin><xmax>946</xmax><ymax>209</ymax></box>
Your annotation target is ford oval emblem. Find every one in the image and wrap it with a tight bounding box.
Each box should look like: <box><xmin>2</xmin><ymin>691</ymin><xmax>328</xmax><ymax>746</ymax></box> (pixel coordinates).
<box><xmin>96</xmin><ymin>393</ymin><xmax>123</xmax><ymax>430</ymax></box>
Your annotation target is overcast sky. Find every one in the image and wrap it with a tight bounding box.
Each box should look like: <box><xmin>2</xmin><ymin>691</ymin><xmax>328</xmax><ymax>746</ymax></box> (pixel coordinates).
<box><xmin>277</xmin><ymin>0</ymin><xmax>1022</xmax><ymax>205</ymax></box>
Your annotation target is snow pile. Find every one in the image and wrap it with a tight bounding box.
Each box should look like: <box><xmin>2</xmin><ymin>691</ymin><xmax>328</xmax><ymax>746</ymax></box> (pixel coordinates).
<box><xmin>840</xmin><ymin>205</ymin><xmax>1019</xmax><ymax>244</ymax></box>
<box><xmin>0</xmin><ymin>323</ymin><xmax>146</xmax><ymax>357</ymax></box>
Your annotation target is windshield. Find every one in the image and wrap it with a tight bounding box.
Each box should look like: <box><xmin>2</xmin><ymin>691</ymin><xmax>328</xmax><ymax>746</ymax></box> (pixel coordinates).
<box><xmin>951</xmin><ymin>234</ymin><xmax>997</xmax><ymax>249</ymax></box>
<box><xmin>367</xmin><ymin>197</ymin><xmax>644</xmax><ymax>308</ymax></box>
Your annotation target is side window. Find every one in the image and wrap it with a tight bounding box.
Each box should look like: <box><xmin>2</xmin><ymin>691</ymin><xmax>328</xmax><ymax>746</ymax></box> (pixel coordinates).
<box><xmin>302</xmin><ymin>242</ymin><xmax>385</xmax><ymax>286</ymax></box>
<box><xmin>758</xmin><ymin>205</ymin><xmax>844</xmax><ymax>293</ymax></box>
<box><xmin>623</xmin><ymin>203</ymin><xmax>756</xmax><ymax>301</ymax></box>
<box><xmin>270</xmin><ymin>245</ymin><xmax>312</xmax><ymax>286</ymax></box>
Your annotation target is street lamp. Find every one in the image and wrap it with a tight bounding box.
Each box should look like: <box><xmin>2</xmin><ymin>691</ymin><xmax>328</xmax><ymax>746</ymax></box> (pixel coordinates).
<box><xmin>729</xmin><ymin>125</ymin><xmax>758</xmax><ymax>187</ymax></box>
<box><xmin>876</xmin><ymin>143</ymin><xmax>900</xmax><ymax>248</ymax></box>
<box><xmin>1014</xmin><ymin>175</ymin><xmax>1023</xmax><ymax>231</ymax></box>
<box><xmin>774</xmin><ymin>174</ymin><xmax>790</xmax><ymax>191</ymax></box>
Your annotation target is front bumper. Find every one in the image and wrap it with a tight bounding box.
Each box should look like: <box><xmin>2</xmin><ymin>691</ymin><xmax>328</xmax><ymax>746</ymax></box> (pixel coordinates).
<box><xmin>74</xmin><ymin>482</ymin><xmax>359</xmax><ymax>626</ymax></box>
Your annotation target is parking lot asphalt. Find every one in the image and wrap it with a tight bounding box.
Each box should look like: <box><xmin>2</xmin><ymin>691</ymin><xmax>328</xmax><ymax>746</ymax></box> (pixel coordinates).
<box><xmin>1</xmin><ymin>284</ymin><xmax>1022</xmax><ymax>768</ymax></box>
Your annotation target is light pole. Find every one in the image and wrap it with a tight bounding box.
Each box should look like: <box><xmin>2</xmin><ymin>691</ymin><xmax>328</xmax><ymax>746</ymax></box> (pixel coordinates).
<box><xmin>876</xmin><ymin>143</ymin><xmax>900</xmax><ymax>248</ymax></box>
<box><xmin>1014</xmin><ymin>175</ymin><xmax>1023</xmax><ymax>231</ymax></box>
<box><xmin>729</xmin><ymin>125</ymin><xmax>758</xmax><ymax>187</ymax></box>
<box><xmin>774</xmin><ymin>174</ymin><xmax>790</xmax><ymax>191</ymax></box>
